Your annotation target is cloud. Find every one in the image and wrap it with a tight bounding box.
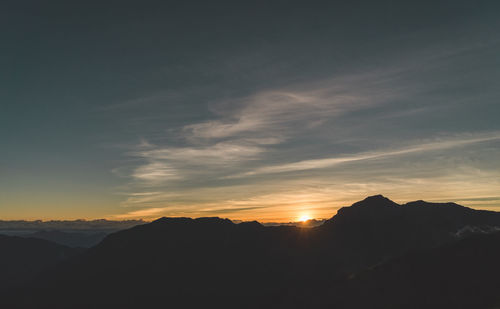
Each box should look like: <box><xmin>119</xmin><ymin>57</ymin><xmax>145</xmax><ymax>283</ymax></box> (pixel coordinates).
<box><xmin>230</xmin><ymin>132</ymin><xmax>500</xmax><ymax>177</ymax></box>
<box><xmin>183</xmin><ymin>70</ymin><xmax>412</xmax><ymax>141</ymax></box>
<box><xmin>113</xmin><ymin>207</ymin><xmax>168</xmax><ymax>219</ymax></box>
<box><xmin>128</xmin><ymin>140</ymin><xmax>268</xmax><ymax>185</ymax></box>
<box><xmin>131</xmin><ymin>162</ymin><xmax>180</xmax><ymax>183</ymax></box>
<box><xmin>123</xmin><ymin>65</ymin><xmax>423</xmax><ymax>187</ymax></box>
<box><xmin>136</xmin><ymin>141</ymin><xmax>265</xmax><ymax>164</ymax></box>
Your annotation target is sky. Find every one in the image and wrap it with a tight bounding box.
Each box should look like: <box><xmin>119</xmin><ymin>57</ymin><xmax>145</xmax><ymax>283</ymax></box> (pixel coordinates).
<box><xmin>1</xmin><ymin>0</ymin><xmax>500</xmax><ymax>222</ymax></box>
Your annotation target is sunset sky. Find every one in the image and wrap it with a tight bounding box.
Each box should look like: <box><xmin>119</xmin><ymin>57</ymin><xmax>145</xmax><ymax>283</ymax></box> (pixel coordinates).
<box><xmin>2</xmin><ymin>1</ymin><xmax>500</xmax><ymax>222</ymax></box>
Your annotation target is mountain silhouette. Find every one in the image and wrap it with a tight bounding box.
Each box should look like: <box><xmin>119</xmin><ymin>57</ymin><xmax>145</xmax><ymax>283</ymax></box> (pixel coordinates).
<box><xmin>3</xmin><ymin>195</ymin><xmax>500</xmax><ymax>308</ymax></box>
<box><xmin>319</xmin><ymin>195</ymin><xmax>500</xmax><ymax>271</ymax></box>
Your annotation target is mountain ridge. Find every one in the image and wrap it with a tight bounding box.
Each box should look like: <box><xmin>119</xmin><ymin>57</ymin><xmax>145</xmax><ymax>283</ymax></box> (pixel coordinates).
<box><xmin>3</xmin><ymin>195</ymin><xmax>500</xmax><ymax>309</ymax></box>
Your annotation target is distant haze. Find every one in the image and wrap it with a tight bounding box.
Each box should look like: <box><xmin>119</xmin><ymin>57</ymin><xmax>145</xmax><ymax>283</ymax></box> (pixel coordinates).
<box><xmin>0</xmin><ymin>219</ymin><xmax>144</xmax><ymax>231</ymax></box>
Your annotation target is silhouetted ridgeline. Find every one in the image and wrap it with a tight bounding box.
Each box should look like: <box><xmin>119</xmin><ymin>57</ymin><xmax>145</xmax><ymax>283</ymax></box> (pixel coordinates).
<box><xmin>2</xmin><ymin>195</ymin><xmax>500</xmax><ymax>309</ymax></box>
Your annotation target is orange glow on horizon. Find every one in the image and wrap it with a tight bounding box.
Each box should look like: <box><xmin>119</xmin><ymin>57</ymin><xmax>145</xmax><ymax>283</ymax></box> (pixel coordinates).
<box><xmin>297</xmin><ymin>214</ymin><xmax>312</xmax><ymax>222</ymax></box>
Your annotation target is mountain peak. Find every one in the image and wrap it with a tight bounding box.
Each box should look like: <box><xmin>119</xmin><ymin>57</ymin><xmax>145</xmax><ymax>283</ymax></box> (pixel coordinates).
<box><xmin>323</xmin><ymin>195</ymin><xmax>400</xmax><ymax>225</ymax></box>
<box><xmin>351</xmin><ymin>195</ymin><xmax>400</xmax><ymax>208</ymax></box>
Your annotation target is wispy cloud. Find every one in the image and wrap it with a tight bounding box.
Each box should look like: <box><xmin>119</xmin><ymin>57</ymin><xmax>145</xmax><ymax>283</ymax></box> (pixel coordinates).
<box><xmin>122</xmin><ymin>65</ymin><xmax>422</xmax><ymax>188</ymax></box>
<box><xmin>231</xmin><ymin>132</ymin><xmax>500</xmax><ymax>177</ymax></box>
<box><xmin>112</xmin><ymin>207</ymin><xmax>168</xmax><ymax>219</ymax></box>
<box><xmin>129</xmin><ymin>140</ymin><xmax>268</xmax><ymax>185</ymax></box>
<box><xmin>183</xmin><ymin>70</ymin><xmax>413</xmax><ymax>141</ymax></box>
<box><xmin>136</xmin><ymin>141</ymin><xmax>265</xmax><ymax>163</ymax></box>
<box><xmin>131</xmin><ymin>162</ymin><xmax>180</xmax><ymax>183</ymax></box>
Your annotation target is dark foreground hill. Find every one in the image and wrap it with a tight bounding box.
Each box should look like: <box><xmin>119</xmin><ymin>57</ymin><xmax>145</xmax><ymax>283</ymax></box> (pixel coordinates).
<box><xmin>3</xmin><ymin>195</ymin><xmax>500</xmax><ymax>308</ymax></box>
<box><xmin>330</xmin><ymin>231</ymin><xmax>500</xmax><ymax>309</ymax></box>
<box><xmin>0</xmin><ymin>235</ymin><xmax>79</xmax><ymax>289</ymax></box>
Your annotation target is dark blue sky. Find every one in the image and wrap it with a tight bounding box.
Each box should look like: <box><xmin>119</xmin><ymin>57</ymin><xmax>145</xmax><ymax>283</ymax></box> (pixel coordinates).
<box><xmin>2</xmin><ymin>1</ymin><xmax>500</xmax><ymax>221</ymax></box>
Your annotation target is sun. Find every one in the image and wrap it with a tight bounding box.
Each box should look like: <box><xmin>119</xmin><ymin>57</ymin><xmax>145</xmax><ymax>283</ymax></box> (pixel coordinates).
<box><xmin>298</xmin><ymin>214</ymin><xmax>312</xmax><ymax>222</ymax></box>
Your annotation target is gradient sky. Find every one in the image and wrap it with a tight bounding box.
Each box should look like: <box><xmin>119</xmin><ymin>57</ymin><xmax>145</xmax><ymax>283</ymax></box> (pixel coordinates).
<box><xmin>2</xmin><ymin>1</ymin><xmax>500</xmax><ymax>221</ymax></box>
